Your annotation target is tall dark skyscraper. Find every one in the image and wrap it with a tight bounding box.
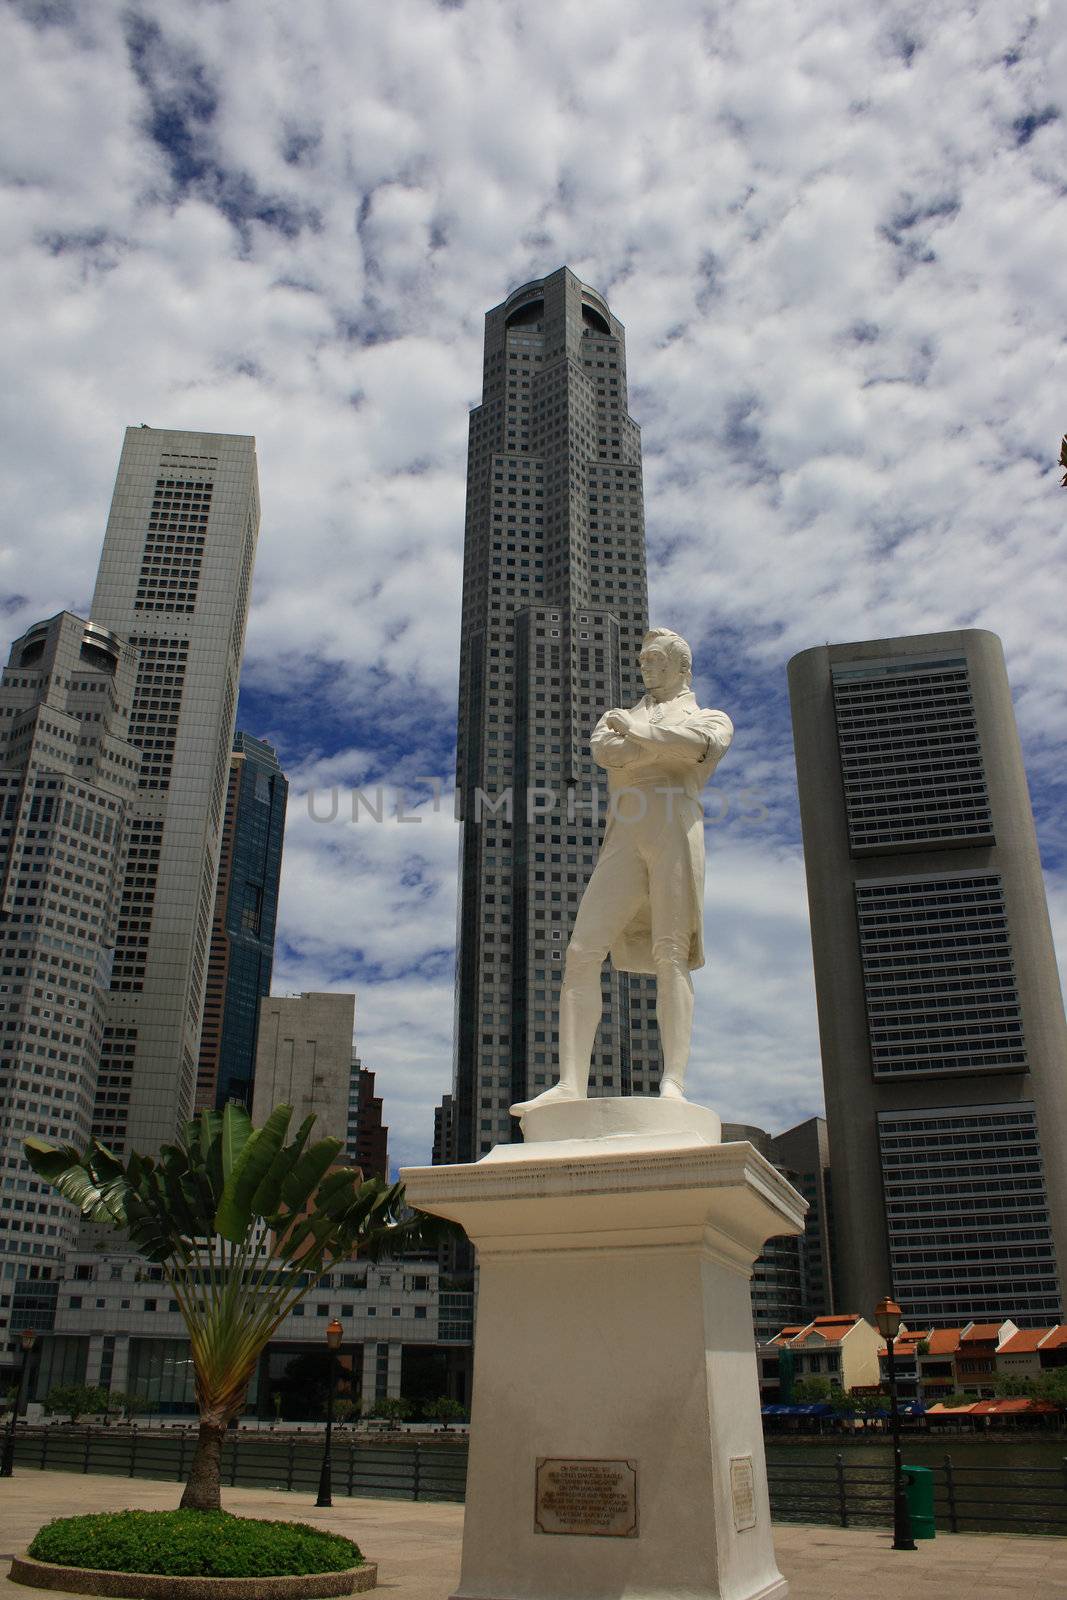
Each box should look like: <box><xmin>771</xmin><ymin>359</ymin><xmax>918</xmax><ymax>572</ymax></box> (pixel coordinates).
<box><xmin>445</xmin><ymin>267</ymin><xmax>658</xmax><ymax>1162</ymax></box>
<box><xmin>195</xmin><ymin>732</ymin><xmax>287</xmax><ymax>1112</ymax></box>
<box><xmin>789</xmin><ymin>630</ymin><xmax>1067</xmax><ymax>1326</ymax></box>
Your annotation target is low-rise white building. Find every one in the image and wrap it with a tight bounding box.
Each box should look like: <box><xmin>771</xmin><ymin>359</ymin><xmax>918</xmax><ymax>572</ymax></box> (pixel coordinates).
<box><xmin>36</xmin><ymin>1244</ymin><xmax>473</xmax><ymax>1418</ymax></box>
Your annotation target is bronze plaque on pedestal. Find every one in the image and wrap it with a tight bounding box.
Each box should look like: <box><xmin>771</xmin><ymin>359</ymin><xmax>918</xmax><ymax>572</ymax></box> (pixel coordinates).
<box><xmin>535</xmin><ymin>1458</ymin><xmax>638</xmax><ymax>1537</ymax></box>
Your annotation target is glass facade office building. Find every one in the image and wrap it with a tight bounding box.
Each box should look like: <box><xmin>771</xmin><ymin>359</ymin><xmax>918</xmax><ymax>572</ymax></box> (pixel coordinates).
<box><xmin>789</xmin><ymin>631</ymin><xmax>1067</xmax><ymax>1326</ymax></box>
<box><xmin>196</xmin><ymin>733</ymin><xmax>287</xmax><ymax>1111</ymax></box>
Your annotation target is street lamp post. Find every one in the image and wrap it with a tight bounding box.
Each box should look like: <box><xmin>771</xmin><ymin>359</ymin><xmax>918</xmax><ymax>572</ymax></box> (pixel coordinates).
<box><xmin>874</xmin><ymin>1296</ymin><xmax>916</xmax><ymax>1551</ymax></box>
<box><xmin>0</xmin><ymin>1330</ymin><xmax>38</xmax><ymax>1478</ymax></box>
<box><xmin>316</xmin><ymin>1319</ymin><xmax>344</xmax><ymax>1508</ymax></box>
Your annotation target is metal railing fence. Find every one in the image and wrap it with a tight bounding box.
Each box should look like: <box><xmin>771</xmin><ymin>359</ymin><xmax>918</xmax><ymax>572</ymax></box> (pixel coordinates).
<box><xmin>767</xmin><ymin>1453</ymin><xmax>1067</xmax><ymax>1535</ymax></box>
<box><xmin>8</xmin><ymin>1427</ymin><xmax>467</xmax><ymax>1503</ymax></box>
<box><xmin>8</xmin><ymin>1430</ymin><xmax>1067</xmax><ymax>1535</ymax></box>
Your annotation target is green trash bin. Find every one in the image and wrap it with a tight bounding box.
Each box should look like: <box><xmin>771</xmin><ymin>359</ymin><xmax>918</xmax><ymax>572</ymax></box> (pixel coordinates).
<box><xmin>902</xmin><ymin>1464</ymin><xmax>935</xmax><ymax>1539</ymax></box>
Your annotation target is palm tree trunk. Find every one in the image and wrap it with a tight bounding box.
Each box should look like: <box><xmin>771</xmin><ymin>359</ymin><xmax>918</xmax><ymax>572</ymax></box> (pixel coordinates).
<box><xmin>180</xmin><ymin>1420</ymin><xmax>226</xmax><ymax>1511</ymax></box>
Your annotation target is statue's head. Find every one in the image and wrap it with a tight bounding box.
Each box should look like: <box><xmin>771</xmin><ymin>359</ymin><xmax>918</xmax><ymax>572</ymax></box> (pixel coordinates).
<box><xmin>640</xmin><ymin>628</ymin><xmax>693</xmax><ymax>689</ymax></box>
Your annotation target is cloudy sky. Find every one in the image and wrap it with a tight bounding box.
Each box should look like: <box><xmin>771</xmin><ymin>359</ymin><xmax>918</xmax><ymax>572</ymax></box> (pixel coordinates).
<box><xmin>3</xmin><ymin>0</ymin><xmax>1065</xmax><ymax>1172</ymax></box>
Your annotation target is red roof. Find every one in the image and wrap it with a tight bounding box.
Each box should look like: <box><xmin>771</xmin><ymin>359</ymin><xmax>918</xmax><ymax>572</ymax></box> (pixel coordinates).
<box><xmin>970</xmin><ymin>1399</ymin><xmax>1060</xmax><ymax>1416</ymax></box>
<box><xmin>927</xmin><ymin>1398</ymin><xmax>1060</xmax><ymax>1417</ymax></box>
<box><xmin>999</xmin><ymin>1329</ymin><xmax>1051</xmax><ymax>1354</ymax></box>
<box><xmin>878</xmin><ymin>1329</ymin><xmax>930</xmax><ymax>1358</ymax></box>
<box><xmin>1039</xmin><ymin>1325</ymin><xmax>1067</xmax><ymax>1350</ymax></box>
<box><xmin>805</xmin><ymin>1315</ymin><xmax>861</xmax><ymax>1344</ymax></box>
<box><xmin>924</xmin><ymin>1328</ymin><xmax>962</xmax><ymax>1355</ymax></box>
<box><xmin>961</xmin><ymin>1323</ymin><xmax>1005</xmax><ymax>1342</ymax></box>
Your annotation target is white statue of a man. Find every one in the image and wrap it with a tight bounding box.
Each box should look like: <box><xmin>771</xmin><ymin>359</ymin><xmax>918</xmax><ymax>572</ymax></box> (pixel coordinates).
<box><xmin>512</xmin><ymin>628</ymin><xmax>733</xmax><ymax>1114</ymax></box>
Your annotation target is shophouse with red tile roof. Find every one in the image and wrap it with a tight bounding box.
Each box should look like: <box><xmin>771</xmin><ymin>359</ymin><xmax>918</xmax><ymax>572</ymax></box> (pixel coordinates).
<box><xmin>915</xmin><ymin>1327</ymin><xmax>962</xmax><ymax>1402</ymax></box>
<box><xmin>758</xmin><ymin>1314</ymin><xmax>882</xmax><ymax>1401</ymax></box>
<box><xmin>876</xmin><ymin>1327</ymin><xmax>931</xmax><ymax>1401</ymax></box>
<box><xmin>956</xmin><ymin>1320</ymin><xmax>1018</xmax><ymax>1395</ymax></box>
<box><xmin>1036</xmin><ymin>1325</ymin><xmax>1067</xmax><ymax>1369</ymax></box>
<box><xmin>997</xmin><ymin>1326</ymin><xmax>1052</xmax><ymax>1383</ymax></box>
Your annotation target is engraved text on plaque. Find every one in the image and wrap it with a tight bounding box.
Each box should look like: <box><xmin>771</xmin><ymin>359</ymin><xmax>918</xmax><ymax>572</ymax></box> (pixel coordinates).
<box><xmin>730</xmin><ymin>1455</ymin><xmax>757</xmax><ymax>1531</ymax></box>
<box><xmin>535</xmin><ymin>1458</ymin><xmax>638</xmax><ymax>1537</ymax></box>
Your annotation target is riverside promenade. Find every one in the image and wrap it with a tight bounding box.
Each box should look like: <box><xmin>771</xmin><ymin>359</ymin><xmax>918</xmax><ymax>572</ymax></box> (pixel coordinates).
<box><xmin>2</xmin><ymin>1471</ymin><xmax>1066</xmax><ymax>1598</ymax></box>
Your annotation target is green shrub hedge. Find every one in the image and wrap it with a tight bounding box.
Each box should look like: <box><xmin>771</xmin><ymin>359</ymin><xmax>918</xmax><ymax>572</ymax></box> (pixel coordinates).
<box><xmin>28</xmin><ymin>1510</ymin><xmax>362</xmax><ymax>1578</ymax></box>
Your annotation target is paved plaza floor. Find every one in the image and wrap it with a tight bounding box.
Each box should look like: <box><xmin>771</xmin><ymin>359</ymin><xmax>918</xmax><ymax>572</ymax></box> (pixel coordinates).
<box><xmin>1</xmin><ymin>1471</ymin><xmax>1066</xmax><ymax>1598</ymax></box>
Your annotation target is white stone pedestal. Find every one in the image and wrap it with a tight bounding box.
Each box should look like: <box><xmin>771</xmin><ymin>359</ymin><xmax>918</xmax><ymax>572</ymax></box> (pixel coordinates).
<box><xmin>401</xmin><ymin>1102</ymin><xmax>806</xmax><ymax>1600</ymax></box>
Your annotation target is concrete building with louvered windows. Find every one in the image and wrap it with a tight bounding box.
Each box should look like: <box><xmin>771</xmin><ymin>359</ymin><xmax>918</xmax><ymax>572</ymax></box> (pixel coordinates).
<box><xmin>89</xmin><ymin>427</ymin><xmax>260</xmax><ymax>1157</ymax></box>
<box><xmin>442</xmin><ymin>266</ymin><xmax>659</xmax><ymax>1161</ymax></box>
<box><xmin>789</xmin><ymin>630</ymin><xmax>1067</xmax><ymax>1327</ymax></box>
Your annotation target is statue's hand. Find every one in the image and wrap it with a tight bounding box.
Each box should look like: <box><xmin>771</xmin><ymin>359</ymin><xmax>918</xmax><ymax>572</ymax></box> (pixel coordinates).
<box><xmin>605</xmin><ymin>709</ymin><xmax>634</xmax><ymax>736</ymax></box>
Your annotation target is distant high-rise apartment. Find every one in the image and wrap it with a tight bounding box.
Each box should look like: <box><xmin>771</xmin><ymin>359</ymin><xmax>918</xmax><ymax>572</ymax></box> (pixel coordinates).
<box><xmin>251</xmin><ymin>995</ymin><xmax>389</xmax><ymax>1178</ymax></box>
<box><xmin>723</xmin><ymin>1117</ymin><xmax>836</xmax><ymax>1339</ymax></box>
<box><xmin>195</xmin><ymin>733</ymin><xmax>287</xmax><ymax>1112</ymax></box>
<box><xmin>446</xmin><ymin>267</ymin><xmax>656</xmax><ymax>1161</ymax></box>
<box><xmin>346</xmin><ymin>1057</ymin><xmax>388</xmax><ymax>1180</ymax></box>
<box><xmin>789</xmin><ymin>630</ymin><xmax>1067</xmax><ymax>1326</ymax></box>
<box><xmin>0</xmin><ymin>613</ymin><xmax>140</xmax><ymax>1360</ymax></box>
<box><xmin>90</xmin><ymin>427</ymin><xmax>260</xmax><ymax>1155</ymax></box>
<box><xmin>251</xmin><ymin>992</ymin><xmax>354</xmax><ymax>1144</ymax></box>
<box><xmin>432</xmin><ymin>1094</ymin><xmax>455</xmax><ymax>1166</ymax></box>
<box><xmin>771</xmin><ymin>1116</ymin><xmax>836</xmax><ymax>1323</ymax></box>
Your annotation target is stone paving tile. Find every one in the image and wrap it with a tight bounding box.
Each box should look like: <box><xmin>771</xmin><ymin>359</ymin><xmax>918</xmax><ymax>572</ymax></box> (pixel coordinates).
<box><xmin>2</xmin><ymin>1473</ymin><xmax>1066</xmax><ymax>1598</ymax></box>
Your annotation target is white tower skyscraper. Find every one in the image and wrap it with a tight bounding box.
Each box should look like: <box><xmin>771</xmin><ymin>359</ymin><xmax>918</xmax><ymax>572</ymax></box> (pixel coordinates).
<box><xmin>89</xmin><ymin>427</ymin><xmax>260</xmax><ymax>1156</ymax></box>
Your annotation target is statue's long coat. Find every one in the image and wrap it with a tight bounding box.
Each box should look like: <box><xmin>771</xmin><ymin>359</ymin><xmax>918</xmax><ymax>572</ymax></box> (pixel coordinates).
<box><xmin>589</xmin><ymin>690</ymin><xmax>734</xmax><ymax>974</ymax></box>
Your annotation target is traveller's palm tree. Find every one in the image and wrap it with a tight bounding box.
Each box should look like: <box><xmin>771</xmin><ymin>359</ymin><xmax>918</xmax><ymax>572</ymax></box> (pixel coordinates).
<box><xmin>26</xmin><ymin>1103</ymin><xmax>447</xmax><ymax>1510</ymax></box>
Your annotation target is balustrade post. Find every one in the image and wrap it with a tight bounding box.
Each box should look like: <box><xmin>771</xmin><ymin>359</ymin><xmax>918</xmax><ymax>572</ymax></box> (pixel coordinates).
<box><xmin>286</xmin><ymin>1432</ymin><xmax>295</xmax><ymax>1491</ymax></box>
<box><xmin>413</xmin><ymin>1442</ymin><xmax>422</xmax><ymax>1502</ymax></box>
<box><xmin>944</xmin><ymin>1454</ymin><xmax>958</xmax><ymax>1533</ymax></box>
<box><xmin>835</xmin><ymin>1452</ymin><xmax>848</xmax><ymax>1527</ymax></box>
<box><xmin>82</xmin><ymin>1428</ymin><xmax>91</xmax><ymax>1474</ymax></box>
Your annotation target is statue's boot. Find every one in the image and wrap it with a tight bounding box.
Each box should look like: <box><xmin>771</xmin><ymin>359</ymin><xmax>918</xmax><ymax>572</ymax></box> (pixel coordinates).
<box><xmin>510</xmin><ymin>942</ymin><xmax>603</xmax><ymax>1117</ymax></box>
<box><xmin>509</xmin><ymin>1080</ymin><xmax>584</xmax><ymax>1116</ymax></box>
<box><xmin>654</xmin><ymin>934</ymin><xmax>693</xmax><ymax>1102</ymax></box>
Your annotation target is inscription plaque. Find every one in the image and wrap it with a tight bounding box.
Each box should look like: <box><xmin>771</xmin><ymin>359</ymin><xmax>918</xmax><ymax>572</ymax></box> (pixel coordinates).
<box><xmin>730</xmin><ymin>1455</ymin><xmax>757</xmax><ymax>1531</ymax></box>
<box><xmin>535</xmin><ymin>1458</ymin><xmax>638</xmax><ymax>1538</ymax></box>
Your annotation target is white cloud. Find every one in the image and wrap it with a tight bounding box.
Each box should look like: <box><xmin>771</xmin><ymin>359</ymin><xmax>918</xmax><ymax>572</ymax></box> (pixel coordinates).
<box><xmin>2</xmin><ymin>0</ymin><xmax>1065</xmax><ymax>1166</ymax></box>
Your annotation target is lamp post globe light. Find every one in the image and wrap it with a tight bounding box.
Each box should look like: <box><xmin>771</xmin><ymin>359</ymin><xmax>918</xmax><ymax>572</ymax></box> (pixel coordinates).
<box><xmin>874</xmin><ymin>1296</ymin><xmax>917</xmax><ymax>1551</ymax></box>
<box><xmin>0</xmin><ymin>1329</ymin><xmax>37</xmax><ymax>1478</ymax></box>
<box><xmin>316</xmin><ymin>1318</ymin><xmax>344</xmax><ymax>1509</ymax></box>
